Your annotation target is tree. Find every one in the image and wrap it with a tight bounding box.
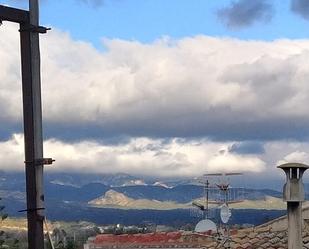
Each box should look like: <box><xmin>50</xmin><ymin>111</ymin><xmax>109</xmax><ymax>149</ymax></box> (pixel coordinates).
<box><xmin>65</xmin><ymin>240</ymin><xmax>78</xmax><ymax>249</ymax></box>
<box><xmin>0</xmin><ymin>198</ymin><xmax>8</xmax><ymax>249</ymax></box>
<box><xmin>0</xmin><ymin>198</ymin><xmax>20</xmax><ymax>249</ymax></box>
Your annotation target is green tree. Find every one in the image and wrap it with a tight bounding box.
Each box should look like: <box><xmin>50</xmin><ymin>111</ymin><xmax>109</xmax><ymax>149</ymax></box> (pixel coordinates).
<box><xmin>0</xmin><ymin>198</ymin><xmax>20</xmax><ymax>249</ymax></box>
<box><xmin>65</xmin><ymin>240</ymin><xmax>78</xmax><ymax>249</ymax></box>
<box><xmin>0</xmin><ymin>198</ymin><xmax>8</xmax><ymax>249</ymax></box>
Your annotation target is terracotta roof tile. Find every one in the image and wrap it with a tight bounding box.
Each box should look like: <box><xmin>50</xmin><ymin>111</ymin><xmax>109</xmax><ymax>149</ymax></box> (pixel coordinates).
<box><xmin>85</xmin><ymin>214</ymin><xmax>309</xmax><ymax>248</ymax></box>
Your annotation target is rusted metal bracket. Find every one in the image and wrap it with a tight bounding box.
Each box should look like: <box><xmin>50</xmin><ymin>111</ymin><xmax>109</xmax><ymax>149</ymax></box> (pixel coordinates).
<box><xmin>24</xmin><ymin>158</ymin><xmax>55</xmax><ymax>165</ymax></box>
<box><xmin>19</xmin><ymin>24</ymin><xmax>51</xmax><ymax>33</ymax></box>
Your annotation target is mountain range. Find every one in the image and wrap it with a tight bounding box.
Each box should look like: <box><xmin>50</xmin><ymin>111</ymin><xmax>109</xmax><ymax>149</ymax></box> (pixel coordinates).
<box><xmin>0</xmin><ymin>171</ymin><xmax>289</xmax><ymax>226</ymax></box>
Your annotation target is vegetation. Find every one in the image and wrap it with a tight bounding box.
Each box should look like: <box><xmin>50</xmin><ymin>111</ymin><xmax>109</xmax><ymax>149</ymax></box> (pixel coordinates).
<box><xmin>0</xmin><ymin>198</ymin><xmax>20</xmax><ymax>249</ymax></box>
<box><xmin>65</xmin><ymin>241</ymin><xmax>78</xmax><ymax>249</ymax></box>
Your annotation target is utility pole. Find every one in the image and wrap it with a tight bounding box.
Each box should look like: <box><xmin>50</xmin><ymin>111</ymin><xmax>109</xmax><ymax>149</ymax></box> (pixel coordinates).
<box><xmin>20</xmin><ymin>0</ymin><xmax>45</xmax><ymax>248</ymax></box>
<box><xmin>0</xmin><ymin>1</ymin><xmax>53</xmax><ymax>248</ymax></box>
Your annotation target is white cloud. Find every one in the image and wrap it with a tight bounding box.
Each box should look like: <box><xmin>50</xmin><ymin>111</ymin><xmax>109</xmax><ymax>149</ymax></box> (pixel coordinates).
<box><xmin>277</xmin><ymin>151</ymin><xmax>309</xmax><ymax>165</ymax></box>
<box><xmin>0</xmin><ymin>134</ymin><xmax>265</xmax><ymax>176</ymax></box>
<box><xmin>0</xmin><ymin>134</ymin><xmax>24</xmax><ymax>171</ymax></box>
<box><xmin>264</xmin><ymin>141</ymin><xmax>309</xmax><ymax>165</ymax></box>
<box><xmin>259</xmin><ymin>141</ymin><xmax>309</xmax><ymax>179</ymax></box>
<box><xmin>0</xmin><ymin>23</ymin><xmax>22</xmax><ymax>123</ymax></box>
<box><xmin>3</xmin><ymin>133</ymin><xmax>309</xmax><ymax>178</ymax></box>
<box><xmin>207</xmin><ymin>152</ymin><xmax>265</xmax><ymax>173</ymax></box>
<box><xmin>2</xmin><ymin>23</ymin><xmax>309</xmax><ymax>139</ymax></box>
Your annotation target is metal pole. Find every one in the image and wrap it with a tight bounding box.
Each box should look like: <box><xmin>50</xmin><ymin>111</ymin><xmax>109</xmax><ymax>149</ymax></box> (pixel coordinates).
<box><xmin>206</xmin><ymin>180</ymin><xmax>209</xmax><ymax>219</ymax></box>
<box><xmin>287</xmin><ymin>202</ymin><xmax>302</xmax><ymax>249</ymax></box>
<box><xmin>20</xmin><ymin>0</ymin><xmax>45</xmax><ymax>248</ymax></box>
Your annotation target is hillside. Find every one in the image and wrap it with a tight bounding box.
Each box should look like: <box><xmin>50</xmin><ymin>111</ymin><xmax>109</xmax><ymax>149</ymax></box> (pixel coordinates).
<box><xmin>89</xmin><ymin>190</ymin><xmax>191</xmax><ymax>210</ymax></box>
<box><xmin>88</xmin><ymin>190</ymin><xmax>286</xmax><ymax>210</ymax></box>
<box><xmin>0</xmin><ymin>172</ymin><xmax>288</xmax><ymax>226</ymax></box>
<box><xmin>229</xmin><ymin>196</ymin><xmax>286</xmax><ymax>210</ymax></box>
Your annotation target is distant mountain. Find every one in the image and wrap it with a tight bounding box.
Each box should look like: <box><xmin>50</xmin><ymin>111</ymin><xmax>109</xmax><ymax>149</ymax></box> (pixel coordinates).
<box><xmin>153</xmin><ymin>181</ymin><xmax>171</xmax><ymax>188</ymax></box>
<box><xmin>88</xmin><ymin>190</ymin><xmax>286</xmax><ymax>211</ymax></box>
<box><xmin>34</xmin><ymin>181</ymin><xmax>285</xmax><ymax>206</ymax></box>
<box><xmin>243</xmin><ymin>188</ymin><xmax>282</xmax><ymax>200</ymax></box>
<box><xmin>45</xmin><ymin>182</ymin><xmax>110</xmax><ymax>202</ymax></box>
<box><xmin>112</xmin><ymin>184</ymin><xmax>204</xmax><ymax>203</ymax></box>
<box><xmin>97</xmin><ymin>173</ymin><xmax>147</xmax><ymax>187</ymax></box>
<box><xmin>43</xmin><ymin>183</ymin><xmax>205</xmax><ymax>203</ymax></box>
<box><xmin>0</xmin><ymin>172</ymin><xmax>148</xmax><ymax>189</ymax></box>
<box><xmin>40</xmin><ymin>201</ymin><xmax>288</xmax><ymax>227</ymax></box>
<box><xmin>0</xmin><ymin>172</ymin><xmax>284</xmax><ymax>204</ymax></box>
<box><xmin>89</xmin><ymin>190</ymin><xmax>190</xmax><ymax>210</ymax></box>
<box><xmin>0</xmin><ymin>172</ymin><xmax>289</xmax><ymax>227</ymax></box>
<box><xmin>230</xmin><ymin>196</ymin><xmax>285</xmax><ymax>210</ymax></box>
<box><xmin>45</xmin><ymin>172</ymin><xmax>147</xmax><ymax>187</ymax></box>
<box><xmin>0</xmin><ymin>172</ymin><xmax>26</xmax><ymax>191</ymax></box>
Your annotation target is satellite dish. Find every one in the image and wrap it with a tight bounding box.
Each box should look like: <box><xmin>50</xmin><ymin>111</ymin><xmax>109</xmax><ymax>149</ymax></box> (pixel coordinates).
<box><xmin>194</xmin><ymin>219</ymin><xmax>217</xmax><ymax>233</ymax></box>
<box><xmin>220</xmin><ymin>203</ymin><xmax>231</xmax><ymax>224</ymax></box>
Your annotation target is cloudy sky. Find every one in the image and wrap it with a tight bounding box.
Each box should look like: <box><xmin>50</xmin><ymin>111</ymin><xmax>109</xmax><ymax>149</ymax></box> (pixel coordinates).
<box><xmin>1</xmin><ymin>0</ymin><xmax>309</xmax><ymax>182</ymax></box>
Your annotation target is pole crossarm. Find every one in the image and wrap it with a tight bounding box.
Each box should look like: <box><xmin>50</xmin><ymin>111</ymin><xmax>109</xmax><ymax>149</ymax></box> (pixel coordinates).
<box><xmin>0</xmin><ymin>5</ymin><xmax>29</xmax><ymax>23</ymax></box>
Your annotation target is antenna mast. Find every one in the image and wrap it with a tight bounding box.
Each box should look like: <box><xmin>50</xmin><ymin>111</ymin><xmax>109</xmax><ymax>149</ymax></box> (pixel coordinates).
<box><xmin>205</xmin><ymin>179</ymin><xmax>209</xmax><ymax>219</ymax></box>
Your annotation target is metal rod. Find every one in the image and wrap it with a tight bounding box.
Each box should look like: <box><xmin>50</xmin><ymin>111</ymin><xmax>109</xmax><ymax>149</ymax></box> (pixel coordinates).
<box><xmin>206</xmin><ymin>180</ymin><xmax>209</xmax><ymax>219</ymax></box>
<box><xmin>44</xmin><ymin>217</ymin><xmax>55</xmax><ymax>249</ymax></box>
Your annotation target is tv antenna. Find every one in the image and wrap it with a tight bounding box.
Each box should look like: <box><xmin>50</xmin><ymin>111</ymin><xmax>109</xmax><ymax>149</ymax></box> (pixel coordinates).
<box><xmin>192</xmin><ymin>172</ymin><xmax>244</xmax><ymax>248</ymax></box>
<box><xmin>203</xmin><ymin>172</ymin><xmax>244</xmax><ymax>206</ymax></box>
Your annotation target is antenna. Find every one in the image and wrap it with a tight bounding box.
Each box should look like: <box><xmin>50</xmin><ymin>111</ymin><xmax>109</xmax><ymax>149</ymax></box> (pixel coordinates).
<box><xmin>205</xmin><ymin>179</ymin><xmax>209</xmax><ymax>218</ymax></box>
<box><xmin>194</xmin><ymin>219</ymin><xmax>217</xmax><ymax>233</ymax></box>
<box><xmin>220</xmin><ymin>203</ymin><xmax>231</xmax><ymax>224</ymax></box>
<box><xmin>193</xmin><ymin>171</ymin><xmax>245</xmax><ymax>248</ymax></box>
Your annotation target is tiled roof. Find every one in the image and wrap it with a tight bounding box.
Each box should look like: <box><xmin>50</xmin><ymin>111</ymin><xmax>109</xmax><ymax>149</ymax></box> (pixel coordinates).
<box><xmin>85</xmin><ymin>211</ymin><xmax>309</xmax><ymax>248</ymax></box>
<box><xmin>85</xmin><ymin>224</ymin><xmax>308</xmax><ymax>248</ymax></box>
<box><xmin>225</xmin><ymin>217</ymin><xmax>309</xmax><ymax>248</ymax></box>
<box><xmin>228</xmin><ymin>228</ymin><xmax>288</xmax><ymax>249</ymax></box>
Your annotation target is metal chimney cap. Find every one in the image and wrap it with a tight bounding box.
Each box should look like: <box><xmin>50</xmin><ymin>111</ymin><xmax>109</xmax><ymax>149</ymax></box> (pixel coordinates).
<box><xmin>277</xmin><ymin>162</ymin><xmax>309</xmax><ymax>169</ymax></box>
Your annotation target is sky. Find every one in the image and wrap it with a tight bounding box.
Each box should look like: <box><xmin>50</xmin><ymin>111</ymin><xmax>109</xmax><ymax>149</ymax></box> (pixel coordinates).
<box><xmin>1</xmin><ymin>0</ymin><xmax>309</xmax><ymax>183</ymax></box>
